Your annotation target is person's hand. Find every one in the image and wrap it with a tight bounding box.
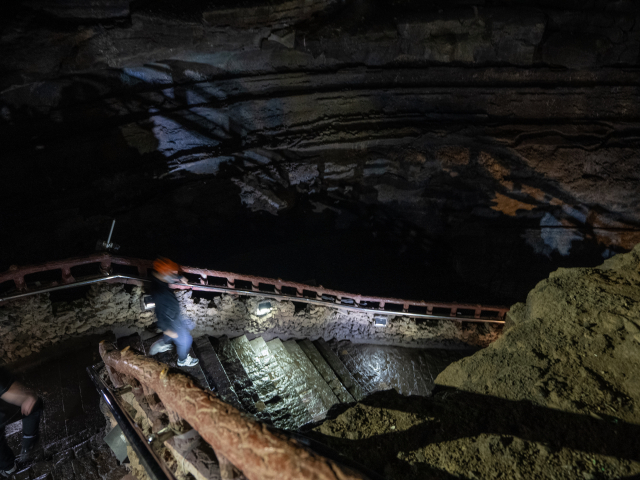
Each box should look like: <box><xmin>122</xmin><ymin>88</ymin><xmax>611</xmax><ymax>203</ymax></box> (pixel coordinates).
<box><xmin>164</xmin><ymin>330</ymin><xmax>179</xmax><ymax>339</ymax></box>
<box><xmin>180</xmin><ymin>276</ymin><xmax>189</xmax><ymax>284</ymax></box>
<box><xmin>21</xmin><ymin>393</ymin><xmax>37</xmax><ymax>416</ymax></box>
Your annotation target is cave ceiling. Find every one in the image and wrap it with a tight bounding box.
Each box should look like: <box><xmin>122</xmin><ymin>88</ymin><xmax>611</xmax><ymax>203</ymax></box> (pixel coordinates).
<box><xmin>1</xmin><ymin>0</ymin><xmax>639</xmax><ymax>304</ymax></box>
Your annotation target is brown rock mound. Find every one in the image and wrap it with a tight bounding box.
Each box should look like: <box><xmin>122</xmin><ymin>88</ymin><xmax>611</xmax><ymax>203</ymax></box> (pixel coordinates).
<box><xmin>436</xmin><ymin>242</ymin><xmax>640</xmax><ymax>423</ymax></box>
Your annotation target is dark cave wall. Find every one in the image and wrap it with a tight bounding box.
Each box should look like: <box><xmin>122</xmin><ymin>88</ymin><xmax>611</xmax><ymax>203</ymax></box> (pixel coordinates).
<box><xmin>1</xmin><ymin>0</ymin><xmax>639</xmax><ymax>305</ymax></box>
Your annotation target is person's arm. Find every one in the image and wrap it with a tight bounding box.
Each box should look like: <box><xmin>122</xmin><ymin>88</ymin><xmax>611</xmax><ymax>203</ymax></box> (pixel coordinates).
<box><xmin>1</xmin><ymin>382</ymin><xmax>38</xmax><ymax>416</ymax></box>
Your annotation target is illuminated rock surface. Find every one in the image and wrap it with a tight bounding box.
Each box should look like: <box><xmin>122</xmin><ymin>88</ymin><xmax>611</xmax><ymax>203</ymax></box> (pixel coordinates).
<box><xmin>1</xmin><ymin>0</ymin><xmax>640</xmax><ymax>306</ymax></box>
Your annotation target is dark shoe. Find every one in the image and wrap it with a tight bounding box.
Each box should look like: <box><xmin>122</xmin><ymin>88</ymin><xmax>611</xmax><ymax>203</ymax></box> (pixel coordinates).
<box><xmin>20</xmin><ymin>434</ymin><xmax>39</xmax><ymax>457</ymax></box>
<box><xmin>0</xmin><ymin>463</ymin><xmax>16</xmax><ymax>477</ymax></box>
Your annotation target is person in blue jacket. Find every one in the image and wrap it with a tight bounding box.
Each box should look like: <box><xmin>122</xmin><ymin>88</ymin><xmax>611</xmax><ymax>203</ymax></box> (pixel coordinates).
<box><xmin>148</xmin><ymin>258</ymin><xmax>199</xmax><ymax>367</ymax></box>
<box><xmin>0</xmin><ymin>368</ymin><xmax>42</xmax><ymax>477</ymax></box>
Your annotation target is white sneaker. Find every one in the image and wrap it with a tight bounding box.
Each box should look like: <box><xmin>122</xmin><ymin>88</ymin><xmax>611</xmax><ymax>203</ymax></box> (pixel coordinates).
<box><xmin>177</xmin><ymin>355</ymin><xmax>199</xmax><ymax>367</ymax></box>
<box><xmin>149</xmin><ymin>340</ymin><xmax>173</xmax><ymax>355</ymax></box>
<box><xmin>0</xmin><ymin>463</ymin><xmax>16</xmax><ymax>478</ymax></box>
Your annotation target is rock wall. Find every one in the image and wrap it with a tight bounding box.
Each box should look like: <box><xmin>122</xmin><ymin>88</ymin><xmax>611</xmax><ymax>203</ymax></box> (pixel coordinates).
<box><xmin>1</xmin><ymin>0</ymin><xmax>639</xmax><ymax>306</ymax></box>
<box><xmin>0</xmin><ymin>284</ymin><xmax>154</xmax><ymax>362</ymax></box>
<box><xmin>0</xmin><ymin>283</ymin><xmax>498</xmax><ymax>363</ymax></box>
<box><xmin>178</xmin><ymin>290</ymin><xmax>500</xmax><ymax>347</ymax></box>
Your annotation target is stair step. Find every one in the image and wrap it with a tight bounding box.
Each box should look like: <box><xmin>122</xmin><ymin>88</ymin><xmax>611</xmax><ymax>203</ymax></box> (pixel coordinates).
<box><xmin>282</xmin><ymin>340</ymin><xmax>340</xmax><ymax>420</ymax></box>
<box><xmin>116</xmin><ymin>333</ymin><xmax>146</xmax><ymax>355</ymax></box>
<box><xmin>333</xmin><ymin>342</ymin><xmax>381</xmax><ymax>396</ymax></box>
<box><xmin>142</xmin><ymin>334</ymin><xmax>211</xmax><ymax>391</ymax></box>
<box><xmin>213</xmin><ymin>336</ymin><xmax>273</xmax><ymax>425</ymax></box>
<box><xmin>263</xmin><ymin>338</ymin><xmax>323</xmax><ymax>424</ymax></box>
<box><xmin>232</xmin><ymin>336</ymin><xmax>280</xmax><ymax>402</ymax></box>
<box><xmin>231</xmin><ymin>335</ymin><xmax>299</xmax><ymax>429</ymax></box>
<box><xmin>313</xmin><ymin>339</ymin><xmax>366</xmax><ymax>401</ymax></box>
<box><xmin>298</xmin><ymin>340</ymin><xmax>355</xmax><ymax>404</ymax></box>
<box><xmin>192</xmin><ymin>337</ymin><xmax>243</xmax><ymax>411</ymax></box>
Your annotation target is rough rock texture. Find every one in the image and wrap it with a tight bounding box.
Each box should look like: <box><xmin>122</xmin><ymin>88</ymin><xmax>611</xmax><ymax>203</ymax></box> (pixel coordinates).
<box><xmin>0</xmin><ymin>282</ymin><xmax>496</xmax><ymax>362</ymax></box>
<box><xmin>309</xmin><ymin>244</ymin><xmax>640</xmax><ymax>480</ymax></box>
<box><xmin>1</xmin><ymin>0</ymin><xmax>640</xmax><ymax>308</ymax></box>
<box><xmin>0</xmin><ymin>283</ymin><xmax>154</xmax><ymax>362</ymax></box>
<box><xmin>179</xmin><ymin>290</ymin><xmax>500</xmax><ymax>347</ymax></box>
<box><xmin>437</xmin><ymin>241</ymin><xmax>640</xmax><ymax>423</ymax></box>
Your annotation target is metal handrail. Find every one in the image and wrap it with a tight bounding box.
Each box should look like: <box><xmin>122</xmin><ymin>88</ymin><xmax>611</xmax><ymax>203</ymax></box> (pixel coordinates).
<box><xmin>0</xmin><ymin>273</ymin><xmax>505</xmax><ymax>324</ymax></box>
<box><xmin>0</xmin><ymin>253</ymin><xmax>508</xmax><ymax>323</ymax></box>
<box><xmin>86</xmin><ymin>363</ymin><xmax>178</xmax><ymax>480</ymax></box>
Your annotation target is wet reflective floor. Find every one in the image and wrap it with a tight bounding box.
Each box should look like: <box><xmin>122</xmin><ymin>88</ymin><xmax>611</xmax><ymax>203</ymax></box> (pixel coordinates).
<box><xmin>3</xmin><ymin>334</ymin><xmax>128</xmax><ymax>479</ymax></box>
<box><xmin>331</xmin><ymin>341</ymin><xmax>473</xmax><ymax>397</ymax></box>
<box><xmin>197</xmin><ymin>334</ymin><xmax>474</xmax><ymax>431</ymax></box>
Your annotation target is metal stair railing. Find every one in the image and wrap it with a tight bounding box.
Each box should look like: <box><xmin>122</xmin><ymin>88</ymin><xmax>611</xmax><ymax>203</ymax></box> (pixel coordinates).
<box><xmin>0</xmin><ymin>253</ymin><xmax>508</xmax><ymax>323</ymax></box>
<box><xmin>98</xmin><ymin>341</ymin><xmax>381</xmax><ymax>480</ymax></box>
<box><xmin>87</xmin><ymin>363</ymin><xmax>178</xmax><ymax>480</ymax></box>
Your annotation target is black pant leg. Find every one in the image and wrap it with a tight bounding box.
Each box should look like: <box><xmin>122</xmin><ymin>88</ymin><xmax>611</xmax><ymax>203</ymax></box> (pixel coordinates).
<box><xmin>0</xmin><ymin>405</ymin><xmax>18</xmax><ymax>471</ymax></box>
<box><xmin>21</xmin><ymin>398</ymin><xmax>43</xmax><ymax>438</ymax></box>
<box><xmin>0</xmin><ymin>426</ymin><xmax>15</xmax><ymax>470</ymax></box>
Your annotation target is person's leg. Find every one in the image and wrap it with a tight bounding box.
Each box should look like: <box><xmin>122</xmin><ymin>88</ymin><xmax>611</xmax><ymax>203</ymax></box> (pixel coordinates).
<box><xmin>172</xmin><ymin>322</ymin><xmax>193</xmax><ymax>362</ymax></box>
<box><xmin>0</xmin><ymin>429</ymin><xmax>15</xmax><ymax>473</ymax></box>
<box><xmin>20</xmin><ymin>397</ymin><xmax>43</xmax><ymax>456</ymax></box>
<box><xmin>0</xmin><ymin>404</ymin><xmax>18</xmax><ymax>472</ymax></box>
<box><xmin>149</xmin><ymin>335</ymin><xmax>173</xmax><ymax>355</ymax></box>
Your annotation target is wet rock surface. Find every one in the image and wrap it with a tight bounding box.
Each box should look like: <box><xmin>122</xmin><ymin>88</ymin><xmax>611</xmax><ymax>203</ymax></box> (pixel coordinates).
<box><xmin>0</xmin><ymin>283</ymin><xmax>154</xmax><ymax>362</ymax></box>
<box><xmin>309</xmin><ymin>244</ymin><xmax>640</xmax><ymax>479</ymax></box>
<box><xmin>0</xmin><ymin>281</ymin><xmax>499</xmax><ymax>362</ymax></box>
<box><xmin>1</xmin><ymin>0</ymin><xmax>640</xmax><ymax>308</ymax></box>
<box><xmin>333</xmin><ymin>341</ymin><xmax>468</xmax><ymax>397</ymax></box>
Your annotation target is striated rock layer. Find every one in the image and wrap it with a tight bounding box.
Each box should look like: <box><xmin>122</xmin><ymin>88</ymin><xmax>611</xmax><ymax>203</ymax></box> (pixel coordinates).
<box><xmin>1</xmin><ymin>0</ymin><xmax>640</xmax><ymax>305</ymax></box>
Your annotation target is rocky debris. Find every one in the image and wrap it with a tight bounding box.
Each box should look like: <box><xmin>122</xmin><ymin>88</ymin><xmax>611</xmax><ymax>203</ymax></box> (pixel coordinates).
<box><xmin>164</xmin><ymin>430</ymin><xmax>220</xmax><ymax>480</ymax></box>
<box><xmin>436</xmin><ymin>242</ymin><xmax>640</xmax><ymax>424</ymax></box>
<box><xmin>0</xmin><ymin>283</ymin><xmax>154</xmax><ymax>363</ymax></box>
<box><xmin>310</xmin><ymin>388</ymin><xmax>640</xmax><ymax>480</ymax></box>
<box><xmin>309</xmin><ymin>244</ymin><xmax>640</xmax><ymax>480</ymax></box>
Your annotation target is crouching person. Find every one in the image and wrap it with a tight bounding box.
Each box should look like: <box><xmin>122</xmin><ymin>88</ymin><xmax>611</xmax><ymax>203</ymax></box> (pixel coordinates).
<box><xmin>0</xmin><ymin>368</ymin><xmax>42</xmax><ymax>477</ymax></box>
<box><xmin>148</xmin><ymin>257</ymin><xmax>199</xmax><ymax>367</ymax></box>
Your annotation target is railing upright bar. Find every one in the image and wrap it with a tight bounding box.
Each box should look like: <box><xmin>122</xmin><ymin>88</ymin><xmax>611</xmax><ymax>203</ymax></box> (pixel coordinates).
<box><xmin>86</xmin><ymin>364</ymin><xmax>178</xmax><ymax>480</ymax></box>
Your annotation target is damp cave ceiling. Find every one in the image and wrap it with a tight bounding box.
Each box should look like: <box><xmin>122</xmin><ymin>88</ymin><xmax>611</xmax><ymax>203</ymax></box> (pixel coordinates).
<box><xmin>1</xmin><ymin>0</ymin><xmax>639</xmax><ymax>304</ymax></box>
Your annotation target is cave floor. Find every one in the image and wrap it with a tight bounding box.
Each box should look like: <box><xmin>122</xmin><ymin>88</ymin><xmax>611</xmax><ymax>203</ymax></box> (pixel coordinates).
<box><xmin>5</xmin><ymin>335</ymin><xmax>127</xmax><ymax>480</ymax></box>
<box><xmin>4</xmin><ymin>331</ymin><xmax>472</xmax><ymax>479</ymax></box>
